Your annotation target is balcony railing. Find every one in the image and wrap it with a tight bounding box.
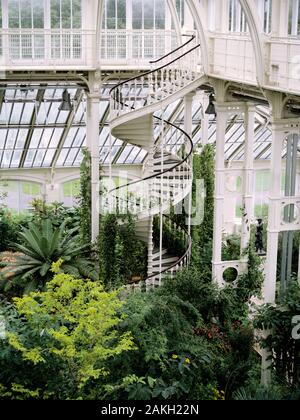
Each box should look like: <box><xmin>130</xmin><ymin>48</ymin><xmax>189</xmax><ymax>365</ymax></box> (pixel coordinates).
<box><xmin>0</xmin><ymin>29</ymin><xmax>178</xmax><ymax>69</ymax></box>
<box><xmin>100</xmin><ymin>29</ymin><xmax>178</xmax><ymax>63</ymax></box>
<box><xmin>209</xmin><ymin>32</ymin><xmax>257</xmax><ymax>84</ymax></box>
<box><xmin>0</xmin><ymin>29</ymin><xmax>95</xmax><ymax>67</ymax></box>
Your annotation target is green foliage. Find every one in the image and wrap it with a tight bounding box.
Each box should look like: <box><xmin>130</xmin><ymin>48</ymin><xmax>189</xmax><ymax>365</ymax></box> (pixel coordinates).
<box><xmin>104</xmin><ymin>266</ymin><xmax>258</xmax><ymax>400</ymax></box>
<box><xmin>0</xmin><ymin>209</ymin><xmax>27</xmax><ymax>252</ymax></box>
<box><xmin>233</xmin><ymin>386</ymin><xmax>285</xmax><ymax>400</ymax></box>
<box><xmin>254</xmin><ymin>280</ymin><xmax>300</xmax><ymax>387</ymax></box>
<box><xmin>0</xmin><ymin>219</ymin><xmax>98</xmax><ymax>295</ymax></box>
<box><xmin>99</xmin><ymin>214</ymin><xmax>147</xmax><ymax>288</ymax></box>
<box><xmin>191</xmin><ymin>145</ymin><xmax>215</xmax><ymax>272</ymax></box>
<box><xmin>236</xmin><ymin>246</ymin><xmax>264</xmax><ymax>302</ymax></box>
<box><xmin>0</xmin><ymin>273</ymin><xmax>135</xmax><ymax>399</ymax></box>
<box><xmin>30</xmin><ymin>199</ymin><xmax>80</xmax><ymax>231</ymax></box>
<box><xmin>79</xmin><ymin>148</ymin><xmax>92</xmax><ymax>246</ymax></box>
<box><xmin>153</xmin><ymin>215</ymin><xmax>186</xmax><ymax>256</ymax></box>
<box><xmin>222</xmin><ymin>235</ymin><xmax>241</xmax><ymax>261</ymax></box>
<box><xmin>0</xmin><ymin>179</ymin><xmax>8</xmax><ymax>204</ymax></box>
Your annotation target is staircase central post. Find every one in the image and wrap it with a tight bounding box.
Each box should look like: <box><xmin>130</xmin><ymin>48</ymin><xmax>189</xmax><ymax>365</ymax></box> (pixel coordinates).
<box><xmin>184</xmin><ymin>92</ymin><xmax>195</xmax><ymax>237</ymax></box>
<box><xmin>159</xmin><ymin>115</ymin><xmax>164</xmax><ymax>285</ymax></box>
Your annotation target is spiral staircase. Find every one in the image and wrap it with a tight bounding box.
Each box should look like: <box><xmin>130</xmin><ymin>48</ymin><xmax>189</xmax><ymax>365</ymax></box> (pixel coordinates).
<box><xmin>105</xmin><ymin>36</ymin><xmax>203</xmax><ymax>290</ymax></box>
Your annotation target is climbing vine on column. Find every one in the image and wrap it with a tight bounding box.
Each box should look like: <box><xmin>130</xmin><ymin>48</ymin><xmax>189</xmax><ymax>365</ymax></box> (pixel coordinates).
<box><xmin>79</xmin><ymin>148</ymin><xmax>92</xmax><ymax>246</ymax></box>
<box><xmin>191</xmin><ymin>144</ymin><xmax>215</xmax><ymax>272</ymax></box>
<box><xmin>99</xmin><ymin>214</ymin><xmax>147</xmax><ymax>289</ymax></box>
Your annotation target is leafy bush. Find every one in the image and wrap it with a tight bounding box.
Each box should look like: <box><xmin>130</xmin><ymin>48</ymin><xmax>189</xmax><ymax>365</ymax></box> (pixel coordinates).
<box><xmin>103</xmin><ymin>266</ymin><xmax>259</xmax><ymax>400</ymax></box>
<box><xmin>0</xmin><ymin>271</ymin><xmax>135</xmax><ymax>399</ymax></box>
<box><xmin>0</xmin><ymin>209</ymin><xmax>30</xmax><ymax>252</ymax></box>
<box><xmin>222</xmin><ymin>235</ymin><xmax>241</xmax><ymax>261</ymax></box>
<box><xmin>0</xmin><ymin>219</ymin><xmax>98</xmax><ymax>295</ymax></box>
<box><xmin>29</xmin><ymin>199</ymin><xmax>80</xmax><ymax>231</ymax></box>
<box><xmin>254</xmin><ymin>280</ymin><xmax>300</xmax><ymax>388</ymax></box>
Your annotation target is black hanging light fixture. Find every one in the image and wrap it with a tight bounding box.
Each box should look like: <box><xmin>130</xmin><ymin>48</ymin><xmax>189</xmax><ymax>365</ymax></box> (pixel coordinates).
<box><xmin>59</xmin><ymin>89</ymin><xmax>72</xmax><ymax>111</ymax></box>
<box><xmin>205</xmin><ymin>93</ymin><xmax>216</xmax><ymax>116</ymax></box>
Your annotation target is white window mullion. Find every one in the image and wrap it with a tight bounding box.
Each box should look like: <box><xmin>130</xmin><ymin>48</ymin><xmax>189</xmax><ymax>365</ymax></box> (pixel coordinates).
<box><xmin>18</xmin><ymin>0</ymin><xmax>22</xmax><ymax>58</ymax></box>
<box><xmin>59</xmin><ymin>0</ymin><xmax>63</xmax><ymax>59</ymax></box>
<box><xmin>291</xmin><ymin>0</ymin><xmax>299</xmax><ymax>36</ymax></box>
<box><xmin>236</xmin><ymin>1</ymin><xmax>241</xmax><ymax>32</ymax></box>
<box><xmin>115</xmin><ymin>0</ymin><xmax>118</xmax><ymax>59</ymax></box>
<box><xmin>127</xmin><ymin>0</ymin><xmax>132</xmax><ymax>59</ymax></box>
<box><xmin>2</xmin><ymin>0</ymin><xmax>9</xmax><ymax>62</ymax></box>
<box><xmin>45</xmin><ymin>0</ymin><xmax>51</xmax><ymax>62</ymax></box>
<box><xmin>71</xmin><ymin>0</ymin><xmax>74</xmax><ymax>59</ymax></box>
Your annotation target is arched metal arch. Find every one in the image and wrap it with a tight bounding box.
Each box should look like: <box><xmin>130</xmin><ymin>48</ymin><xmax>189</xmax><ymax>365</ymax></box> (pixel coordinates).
<box><xmin>0</xmin><ymin>176</ymin><xmax>44</xmax><ymax>184</ymax></box>
<box><xmin>96</xmin><ymin>0</ymin><xmax>105</xmax><ymax>67</ymax></box>
<box><xmin>166</xmin><ymin>0</ymin><xmax>182</xmax><ymax>44</ymax></box>
<box><xmin>238</xmin><ymin>0</ymin><xmax>265</xmax><ymax>86</ymax></box>
<box><xmin>186</xmin><ymin>0</ymin><xmax>264</xmax><ymax>86</ymax></box>
<box><xmin>185</xmin><ymin>0</ymin><xmax>209</xmax><ymax>74</ymax></box>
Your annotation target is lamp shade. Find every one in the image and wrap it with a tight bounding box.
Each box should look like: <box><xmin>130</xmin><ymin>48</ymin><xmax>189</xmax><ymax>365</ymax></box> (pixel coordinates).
<box><xmin>205</xmin><ymin>94</ymin><xmax>216</xmax><ymax>116</ymax></box>
<box><xmin>59</xmin><ymin>89</ymin><xmax>72</xmax><ymax>111</ymax></box>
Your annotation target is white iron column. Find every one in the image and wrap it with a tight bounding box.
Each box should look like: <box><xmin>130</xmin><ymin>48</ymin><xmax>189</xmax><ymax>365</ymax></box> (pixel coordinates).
<box><xmin>86</xmin><ymin>85</ymin><xmax>101</xmax><ymax>243</ymax></box>
<box><xmin>184</xmin><ymin>92</ymin><xmax>194</xmax><ymax>137</ymax></box>
<box><xmin>241</xmin><ymin>104</ymin><xmax>255</xmax><ymax>251</ymax></box>
<box><xmin>212</xmin><ymin>104</ymin><xmax>228</xmax><ymax>284</ymax></box>
<box><xmin>264</xmin><ymin>122</ymin><xmax>284</xmax><ymax>304</ymax></box>
<box><xmin>82</xmin><ymin>0</ymin><xmax>99</xmax><ymax>66</ymax></box>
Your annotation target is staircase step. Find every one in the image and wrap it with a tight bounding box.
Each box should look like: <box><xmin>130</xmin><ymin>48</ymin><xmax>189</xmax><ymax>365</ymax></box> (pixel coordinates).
<box><xmin>152</xmin><ymin>248</ymin><xmax>168</xmax><ymax>256</ymax></box>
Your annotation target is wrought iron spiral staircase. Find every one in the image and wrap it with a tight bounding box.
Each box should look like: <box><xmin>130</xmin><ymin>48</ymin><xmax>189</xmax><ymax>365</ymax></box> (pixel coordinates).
<box><xmin>105</xmin><ymin>35</ymin><xmax>203</xmax><ymax>290</ymax></box>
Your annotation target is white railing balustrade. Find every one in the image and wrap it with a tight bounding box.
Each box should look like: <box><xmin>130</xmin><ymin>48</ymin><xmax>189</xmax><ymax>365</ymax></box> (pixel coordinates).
<box><xmin>110</xmin><ymin>38</ymin><xmax>200</xmax><ymax>117</ymax></box>
<box><xmin>0</xmin><ymin>29</ymin><xmax>95</xmax><ymax>67</ymax></box>
<box><xmin>100</xmin><ymin>29</ymin><xmax>178</xmax><ymax>63</ymax></box>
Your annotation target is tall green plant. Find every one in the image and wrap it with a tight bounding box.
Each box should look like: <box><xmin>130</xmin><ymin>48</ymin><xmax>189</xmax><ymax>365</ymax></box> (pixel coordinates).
<box><xmin>192</xmin><ymin>145</ymin><xmax>215</xmax><ymax>272</ymax></box>
<box><xmin>0</xmin><ymin>220</ymin><xmax>98</xmax><ymax>294</ymax></box>
<box><xmin>79</xmin><ymin>149</ymin><xmax>92</xmax><ymax>246</ymax></box>
<box><xmin>99</xmin><ymin>214</ymin><xmax>147</xmax><ymax>289</ymax></box>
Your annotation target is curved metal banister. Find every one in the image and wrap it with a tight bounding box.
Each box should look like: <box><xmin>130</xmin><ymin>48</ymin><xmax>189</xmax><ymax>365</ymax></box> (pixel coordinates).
<box><xmin>109</xmin><ymin>42</ymin><xmax>200</xmax><ymax>99</ymax></box>
<box><xmin>107</xmin><ymin>37</ymin><xmax>200</xmax><ymax>288</ymax></box>
<box><xmin>149</xmin><ymin>34</ymin><xmax>195</xmax><ymax>64</ymax></box>
<box><xmin>107</xmin><ymin>116</ymin><xmax>193</xmax><ymax>195</ymax></box>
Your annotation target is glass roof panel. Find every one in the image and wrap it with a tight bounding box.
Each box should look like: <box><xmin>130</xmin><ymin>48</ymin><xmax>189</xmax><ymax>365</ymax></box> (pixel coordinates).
<box><xmin>0</xmin><ymin>86</ymin><xmax>275</xmax><ymax>170</ymax></box>
<box><xmin>10</xmin><ymin>150</ymin><xmax>22</xmax><ymax>168</ymax></box>
<box><xmin>42</xmin><ymin>149</ymin><xmax>56</xmax><ymax>167</ymax></box>
<box><xmin>10</xmin><ymin>102</ymin><xmax>24</xmax><ymax>124</ymax></box>
<box><xmin>0</xmin><ymin>102</ymin><xmax>12</xmax><ymax>124</ymax></box>
<box><xmin>20</xmin><ymin>102</ymin><xmax>35</xmax><ymax>124</ymax></box>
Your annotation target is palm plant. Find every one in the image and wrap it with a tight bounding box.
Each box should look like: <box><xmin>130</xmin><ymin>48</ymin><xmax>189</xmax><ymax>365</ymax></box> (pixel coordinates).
<box><xmin>0</xmin><ymin>219</ymin><xmax>98</xmax><ymax>294</ymax></box>
<box><xmin>233</xmin><ymin>386</ymin><xmax>284</xmax><ymax>400</ymax></box>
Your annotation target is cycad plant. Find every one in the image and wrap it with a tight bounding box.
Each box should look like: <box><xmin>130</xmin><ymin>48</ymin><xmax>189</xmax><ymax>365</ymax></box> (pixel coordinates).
<box><xmin>0</xmin><ymin>219</ymin><xmax>98</xmax><ymax>294</ymax></box>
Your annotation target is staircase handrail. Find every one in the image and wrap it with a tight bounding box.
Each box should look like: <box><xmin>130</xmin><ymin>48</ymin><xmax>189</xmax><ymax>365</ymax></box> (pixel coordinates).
<box><xmin>109</xmin><ymin>42</ymin><xmax>200</xmax><ymax>103</ymax></box>
<box><xmin>149</xmin><ymin>34</ymin><xmax>195</xmax><ymax>64</ymax></box>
